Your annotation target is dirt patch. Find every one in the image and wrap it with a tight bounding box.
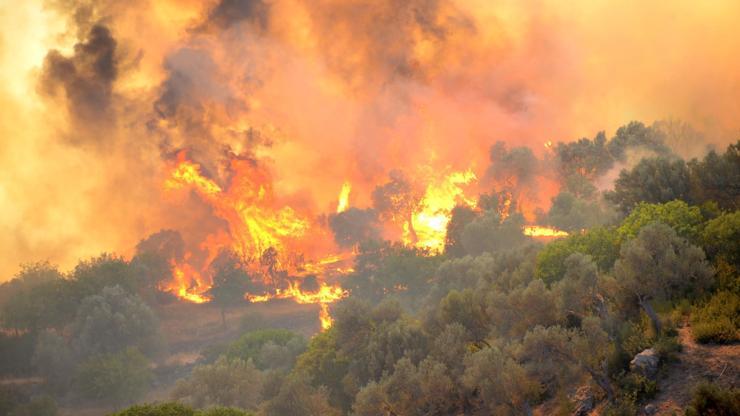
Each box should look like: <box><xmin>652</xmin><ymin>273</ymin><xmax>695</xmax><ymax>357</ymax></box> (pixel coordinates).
<box><xmin>644</xmin><ymin>324</ymin><xmax>739</xmax><ymax>415</ymax></box>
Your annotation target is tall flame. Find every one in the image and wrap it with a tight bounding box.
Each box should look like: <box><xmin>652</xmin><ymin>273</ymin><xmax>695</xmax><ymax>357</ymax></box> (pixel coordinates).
<box><xmin>523</xmin><ymin>225</ymin><xmax>569</xmax><ymax>238</ymax></box>
<box><xmin>405</xmin><ymin>169</ymin><xmax>477</xmax><ymax>252</ymax></box>
<box><xmin>247</xmin><ymin>281</ymin><xmax>348</xmax><ymax>330</ymax></box>
<box><xmin>336</xmin><ymin>181</ymin><xmax>351</xmax><ymax>213</ymax></box>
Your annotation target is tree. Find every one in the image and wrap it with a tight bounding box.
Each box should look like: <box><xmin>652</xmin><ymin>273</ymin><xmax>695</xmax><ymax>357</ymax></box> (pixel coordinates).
<box><xmin>260</xmin><ymin>374</ymin><xmax>340</xmax><ymax>416</ymax></box>
<box><xmin>702</xmin><ymin>210</ymin><xmax>740</xmax><ymax>267</ymax></box>
<box><xmin>606</xmin><ymin>121</ymin><xmax>671</xmax><ymax>162</ymax></box>
<box><xmin>444</xmin><ymin>205</ymin><xmax>478</xmax><ymax>257</ymax></box>
<box><xmin>606</xmin><ymin>157</ymin><xmax>692</xmax><ymax>214</ymax></box>
<box><xmin>459</xmin><ymin>211</ymin><xmax>527</xmax><ymax>256</ymax></box>
<box><xmin>224</xmin><ymin>328</ymin><xmax>307</xmax><ymax>371</ymax></box>
<box><xmin>617</xmin><ymin>200</ymin><xmax>704</xmax><ymax>243</ymax></box>
<box><xmin>207</xmin><ymin>251</ymin><xmax>252</xmax><ymax>326</ymax></box>
<box><xmin>172</xmin><ymin>356</ymin><xmax>263</xmax><ymax>410</ymax></box>
<box><xmin>689</xmin><ymin>141</ymin><xmax>740</xmax><ymax>211</ymax></box>
<box><xmin>131</xmin><ymin>229</ymin><xmax>185</xmax><ymax>292</ymax></box>
<box><xmin>372</xmin><ymin>171</ymin><xmax>421</xmax><ymax>243</ymax></box>
<box><xmin>72</xmin><ymin>254</ymin><xmax>139</xmax><ymax>297</ymax></box>
<box><xmin>328</xmin><ymin>208</ymin><xmax>381</xmax><ymax>248</ymax></box>
<box><xmin>72</xmin><ymin>285</ymin><xmax>160</xmax><ymax>357</ymax></box>
<box><xmin>535</xmin><ymin>227</ymin><xmax>619</xmax><ymax>285</ymax></box>
<box><xmin>545</xmin><ymin>191</ymin><xmax>610</xmax><ymax>232</ymax></box>
<box><xmin>0</xmin><ymin>262</ymin><xmax>74</xmax><ymax>333</ymax></box>
<box><xmin>462</xmin><ymin>346</ymin><xmax>540</xmax><ymax>415</ymax></box>
<box><xmin>613</xmin><ymin>223</ymin><xmax>714</xmax><ymax>334</ymax></box>
<box><xmin>32</xmin><ymin>331</ymin><xmax>75</xmax><ymax>393</ymax></box>
<box><xmin>517</xmin><ymin>321</ymin><xmax>615</xmax><ymax>402</ymax></box>
<box><xmin>75</xmin><ymin>348</ymin><xmax>152</xmax><ymax>406</ymax></box>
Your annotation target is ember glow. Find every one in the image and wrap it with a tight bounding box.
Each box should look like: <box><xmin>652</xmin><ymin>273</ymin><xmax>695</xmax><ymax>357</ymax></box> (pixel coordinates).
<box><xmin>523</xmin><ymin>226</ymin><xmax>569</xmax><ymax>238</ymax></box>
<box><xmin>336</xmin><ymin>181</ymin><xmax>351</xmax><ymax>213</ymax></box>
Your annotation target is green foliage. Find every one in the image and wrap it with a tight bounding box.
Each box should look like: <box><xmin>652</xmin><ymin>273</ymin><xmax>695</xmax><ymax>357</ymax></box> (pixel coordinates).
<box><xmin>617</xmin><ymin>200</ymin><xmax>705</xmax><ymax>242</ymax></box>
<box><xmin>691</xmin><ymin>291</ymin><xmax>740</xmax><ymax>343</ymax></box>
<box><xmin>72</xmin><ymin>254</ymin><xmax>139</xmax><ymax>297</ymax></box>
<box><xmin>222</xmin><ymin>329</ymin><xmax>306</xmax><ymax>371</ymax></box>
<box><xmin>702</xmin><ymin>210</ymin><xmax>740</xmax><ymax>267</ymax></box>
<box><xmin>75</xmin><ymin>348</ymin><xmax>152</xmax><ymax>405</ymax></box>
<box><xmin>110</xmin><ymin>402</ymin><xmax>254</xmax><ymax>416</ymax></box>
<box><xmin>618</xmin><ymin>372</ymin><xmax>657</xmax><ymax>401</ymax></box>
<box><xmin>685</xmin><ymin>382</ymin><xmax>740</xmax><ymax>416</ymax></box>
<box><xmin>0</xmin><ymin>262</ymin><xmax>75</xmax><ymax>332</ymax></box>
<box><xmin>261</xmin><ymin>374</ymin><xmax>341</xmax><ymax>416</ymax></box>
<box><xmin>606</xmin><ymin>157</ymin><xmax>692</xmax><ymax>214</ymax></box>
<box><xmin>614</xmin><ymin>223</ymin><xmax>714</xmax><ymax>334</ymax></box>
<box><xmin>207</xmin><ymin>251</ymin><xmax>253</xmax><ymax>322</ymax></box>
<box><xmin>689</xmin><ymin>140</ymin><xmax>740</xmax><ymax>211</ymax></box>
<box><xmin>109</xmin><ymin>402</ymin><xmax>196</xmax><ymax>416</ymax></box>
<box><xmin>0</xmin><ymin>385</ymin><xmax>27</xmax><ymax>416</ymax></box>
<box><xmin>73</xmin><ymin>285</ymin><xmax>160</xmax><ymax>356</ymax></box>
<box><xmin>294</xmin><ymin>328</ymin><xmax>351</xmax><ymax>409</ymax></box>
<box><xmin>535</xmin><ymin>227</ymin><xmax>619</xmax><ymax>284</ymax></box>
<box><xmin>546</xmin><ymin>191</ymin><xmax>613</xmax><ymax>232</ymax></box>
<box><xmin>32</xmin><ymin>330</ymin><xmax>75</xmax><ymax>392</ymax></box>
<box><xmin>460</xmin><ymin>211</ymin><xmax>528</xmax><ymax>256</ymax></box>
<box><xmin>172</xmin><ymin>356</ymin><xmax>263</xmax><ymax>409</ymax></box>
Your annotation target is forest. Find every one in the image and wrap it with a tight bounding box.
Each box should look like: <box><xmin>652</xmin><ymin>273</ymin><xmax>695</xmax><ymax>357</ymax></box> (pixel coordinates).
<box><xmin>0</xmin><ymin>121</ymin><xmax>738</xmax><ymax>416</ymax></box>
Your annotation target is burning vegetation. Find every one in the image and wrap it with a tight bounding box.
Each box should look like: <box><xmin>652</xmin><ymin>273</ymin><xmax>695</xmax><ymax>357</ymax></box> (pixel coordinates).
<box><xmin>1</xmin><ymin>1</ymin><xmax>740</xmax><ymax>416</ymax></box>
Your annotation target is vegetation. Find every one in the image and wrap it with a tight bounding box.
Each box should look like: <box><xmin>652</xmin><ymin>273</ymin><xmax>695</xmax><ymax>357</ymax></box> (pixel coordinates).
<box><xmin>0</xmin><ymin>121</ymin><xmax>737</xmax><ymax>415</ymax></box>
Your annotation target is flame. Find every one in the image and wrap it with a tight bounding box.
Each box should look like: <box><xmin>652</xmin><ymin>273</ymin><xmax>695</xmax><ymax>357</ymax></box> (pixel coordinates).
<box><xmin>523</xmin><ymin>225</ymin><xmax>569</xmax><ymax>238</ymax></box>
<box><xmin>159</xmin><ymin>260</ymin><xmax>209</xmax><ymax>304</ymax></box>
<box><xmin>405</xmin><ymin>169</ymin><xmax>477</xmax><ymax>252</ymax></box>
<box><xmin>247</xmin><ymin>281</ymin><xmax>348</xmax><ymax>330</ymax></box>
<box><xmin>336</xmin><ymin>181</ymin><xmax>351</xmax><ymax>213</ymax></box>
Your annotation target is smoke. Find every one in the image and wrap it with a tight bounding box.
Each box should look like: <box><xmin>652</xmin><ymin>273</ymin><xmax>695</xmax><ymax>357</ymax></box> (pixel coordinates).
<box><xmin>1</xmin><ymin>0</ymin><xmax>740</xmax><ymax>279</ymax></box>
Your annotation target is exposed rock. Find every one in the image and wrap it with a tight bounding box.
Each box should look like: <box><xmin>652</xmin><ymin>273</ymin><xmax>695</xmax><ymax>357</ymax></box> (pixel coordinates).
<box><xmin>571</xmin><ymin>386</ymin><xmax>594</xmax><ymax>416</ymax></box>
<box><xmin>631</xmin><ymin>348</ymin><xmax>660</xmax><ymax>379</ymax></box>
<box><xmin>643</xmin><ymin>403</ymin><xmax>657</xmax><ymax>414</ymax></box>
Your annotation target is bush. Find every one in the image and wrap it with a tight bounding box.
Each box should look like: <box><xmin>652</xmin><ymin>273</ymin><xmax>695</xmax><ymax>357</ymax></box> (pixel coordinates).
<box><xmin>691</xmin><ymin>291</ymin><xmax>740</xmax><ymax>344</ymax></box>
<box><xmin>75</xmin><ymin>348</ymin><xmax>152</xmax><ymax>406</ymax></box>
<box><xmin>110</xmin><ymin>403</ymin><xmax>253</xmax><ymax>416</ymax></box>
<box><xmin>685</xmin><ymin>383</ymin><xmax>740</xmax><ymax>415</ymax></box>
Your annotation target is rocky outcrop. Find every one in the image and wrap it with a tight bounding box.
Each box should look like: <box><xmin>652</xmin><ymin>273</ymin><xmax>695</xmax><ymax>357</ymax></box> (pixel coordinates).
<box><xmin>631</xmin><ymin>348</ymin><xmax>659</xmax><ymax>379</ymax></box>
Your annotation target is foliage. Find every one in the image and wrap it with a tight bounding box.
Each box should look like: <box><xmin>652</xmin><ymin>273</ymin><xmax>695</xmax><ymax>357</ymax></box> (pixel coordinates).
<box><xmin>690</xmin><ymin>291</ymin><xmax>740</xmax><ymax>343</ymax></box>
<box><xmin>613</xmin><ymin>222</ymin><xmax>714</xmax><ymax>333</ymax></box>
<box><xmin>606</xmin><ymin>157</ymin><xmax>692</xmax><ymax>214</ymax></box>
<box><xmin>617</xmin><ymin>200</ymin><xmax>705</xmax><ymax>242</ymax></box>
<box><xmin>0</xmin><ymin>332</ymin><xmax>35</xmax><ymax>376</ymax></box>
<box><xmin>172</xmin><ymin>356</ymin><xmax>263</xmax><ymax>410</ymax></box>
<box><xmin>221</xmin><ymin>328</ymin><xmax>306</xmax><ymax>371</ymax></box>
<box><xmin>75</xmin><ymin>348</ymin><xmax>152</xmax><ymax>405</ymax></box>
<box><xmin>32</xmin><ymin>330</ymin><xmax>75</xmax><ymax>392</ymax></box>
<box><xmin>72</xmin><ymin>254</ymin><xmax>139</xmax><ymax>297</ymax></box>
<box><xmin>535</xmin><ymin>227</ymin><xmax>619</xmax><ymax>285</ymax></box>
<box><xmin>73</xmin><ymin>285</ymin><xmax>160</xmax><ymax>356</ymax></box>
<box><xmin>702</xmin><ymin>210</ymin><xmax>740</xmax><ymax>267</ymax></box>
<box><xmin>110</xmin><ymin>403</ymin><xmax>253</xmax><ymax>416</ymax></box>
<box><xmin>545</xmin><ymin>191</ymin><xmax>613</xmax><ymax>232</ymax></box>
<box><xmin>689</xmin><ymin>141</ymin><xmax>740</xmax><ymax>211</ymax></box>
<box><xmin>260</xmin><ymin>374</ymin><xmax>341</xmax><ymax>416</ymax></box>
<box><xmin>685</xmin><ymin>382</ymin><xmax>740</xmax><ymax>416</ymax></box>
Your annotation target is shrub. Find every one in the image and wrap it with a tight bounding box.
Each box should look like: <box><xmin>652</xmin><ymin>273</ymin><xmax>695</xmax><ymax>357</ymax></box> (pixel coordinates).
<box><xmin>110</xmin><ymin>403</ymin><xmax>253</xmax><ymax>416</ymax></box>
<box><xmin>691</xmin><ymin>291</ymin><xmax>740</xmax><ymax>344</ymax></box>
<box><xmin>75</xmin><ymin>348</ymin><xmax>152</xmax><ymax>406</ymax></box>
<box><xmin>685</xmin><ymin>382</ymin><xmax>740</xmax><ymax>416</ymax></box>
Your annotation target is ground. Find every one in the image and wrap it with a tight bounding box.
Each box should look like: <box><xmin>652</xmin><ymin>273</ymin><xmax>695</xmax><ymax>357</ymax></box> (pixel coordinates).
<box><xmin>643</xmin><ymin>323</ymin><xmax>739</xmax><ymax>415</ymax></box>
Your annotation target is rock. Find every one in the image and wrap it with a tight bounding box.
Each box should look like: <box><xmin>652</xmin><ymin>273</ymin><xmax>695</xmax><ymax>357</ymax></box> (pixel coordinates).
<box><xmin>630</xmin><ymin>348</ymin><xmax>659</xmax><ymax>379</ymax></box>
<box><xmin>571</xmin><ymin>386</ymin><xmax>594</xmax><ymax>416</ymax></box>
<box><xmin>643</xmin><ymin>403</ymin><xmax>657</xmax><ymax>414</ymax></box>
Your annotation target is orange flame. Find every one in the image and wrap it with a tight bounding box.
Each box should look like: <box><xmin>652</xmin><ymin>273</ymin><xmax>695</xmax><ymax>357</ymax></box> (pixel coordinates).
<box><xmin>523</xmin><ymin>225</ymin><xmax>569</xmax><ymax>238</ymax></box>
<box><xmin>246</xmin><ymin>281</ymin><xmax>348</xmax><ymax>330</ymax></box>
<box><xmin>405</xmin><ymin>169</ymin><xmax>477</xmax><ymax>252</ymax></box>
<box><xmin>336</xmin><ymin>181</ymin><xmax>351</xmax><ymax>213</ymax></box>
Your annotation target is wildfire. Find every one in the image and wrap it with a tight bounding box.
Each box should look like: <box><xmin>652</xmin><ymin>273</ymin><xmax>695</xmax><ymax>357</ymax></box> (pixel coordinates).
<box><xmin>160</xmin><ymin>261</ymin><xmax>209</xmax><ymax>304</ymax></box>
<box><xmin>247</xmin><ymin>281</ymin><xmax>348</xmax><ymax>330</ymax></box>
<box><xmin>336</xmin><ymin>181</ymin><xmax>351</xmax><ymax>213</ymax></box>
<box><xmin>523</xmin><ymin>225</ymin><xmax>569</xmax><ymax>238</ymax></box>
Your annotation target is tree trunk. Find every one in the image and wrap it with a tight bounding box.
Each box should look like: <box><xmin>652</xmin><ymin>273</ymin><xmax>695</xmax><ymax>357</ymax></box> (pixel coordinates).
<box><xmin>639</xmin><ymin>297</ymin><xmax>662</xmax><ymax>335</ymax></box>
<box><xmin>406</xmin><ymin>213</ymin><xmax>418</xmax><ymax>244</ymax></box>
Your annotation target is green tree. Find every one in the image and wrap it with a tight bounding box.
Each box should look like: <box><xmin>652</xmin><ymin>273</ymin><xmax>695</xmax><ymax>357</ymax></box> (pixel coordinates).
<box><xmin>73</xmin><ymin>285</ymin><xmax>160</xmax><ymax>356</ymax></box>
<box><xmin>702</xmin><ymin>210</ymin><xmax>740</xmax><ymax>267</ymax></box>
<box><xmin>261</xmin><ymin>374</ymin><xmax>341</xmax><ymax>416</ymax></box>
<box><xmin>689</xmin><ymin>141</ymin><xmax>740</xmax><ymax>211</ymax></box>
<box><xmin>223</xmin><ymin>328</ymin><xmax>306</xmax><ymax>371</ymax></box>
<box><xmin>172</xmin><ymin>356</ymin><xmax>263</xmax><ymax>410</ymax></box>
<box><xmin>207</xmin><ymin>251</ymin><xmax>252</xmax><ymax>326</ymax></box>
<box><xmin>535</xmin><ymin>227</ymin><xmax>619</xmax><ymax>285</ymax></box>
<box><xmin>546</xmin><ymin>192</ymin><xmax>612</xmax><ymax>232</ymax></box>
<box><xmin>617</xmin><ymin>200</ymin><xmax>704</xmax><ymax>242</ymax></box>
<box><xmin>75</xmin><ymin>348</ymin><xmax>152</xmax><ymax>406</ymax></box>
<box><xmin>606</xmin><ymin>157</ymin><xmax>692</xmax><ymax>214</ymax></box>
<box><xmin>613</xmin><ymin>223</ymin><xmax>714</xmax><ymax>334</ymax></box>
